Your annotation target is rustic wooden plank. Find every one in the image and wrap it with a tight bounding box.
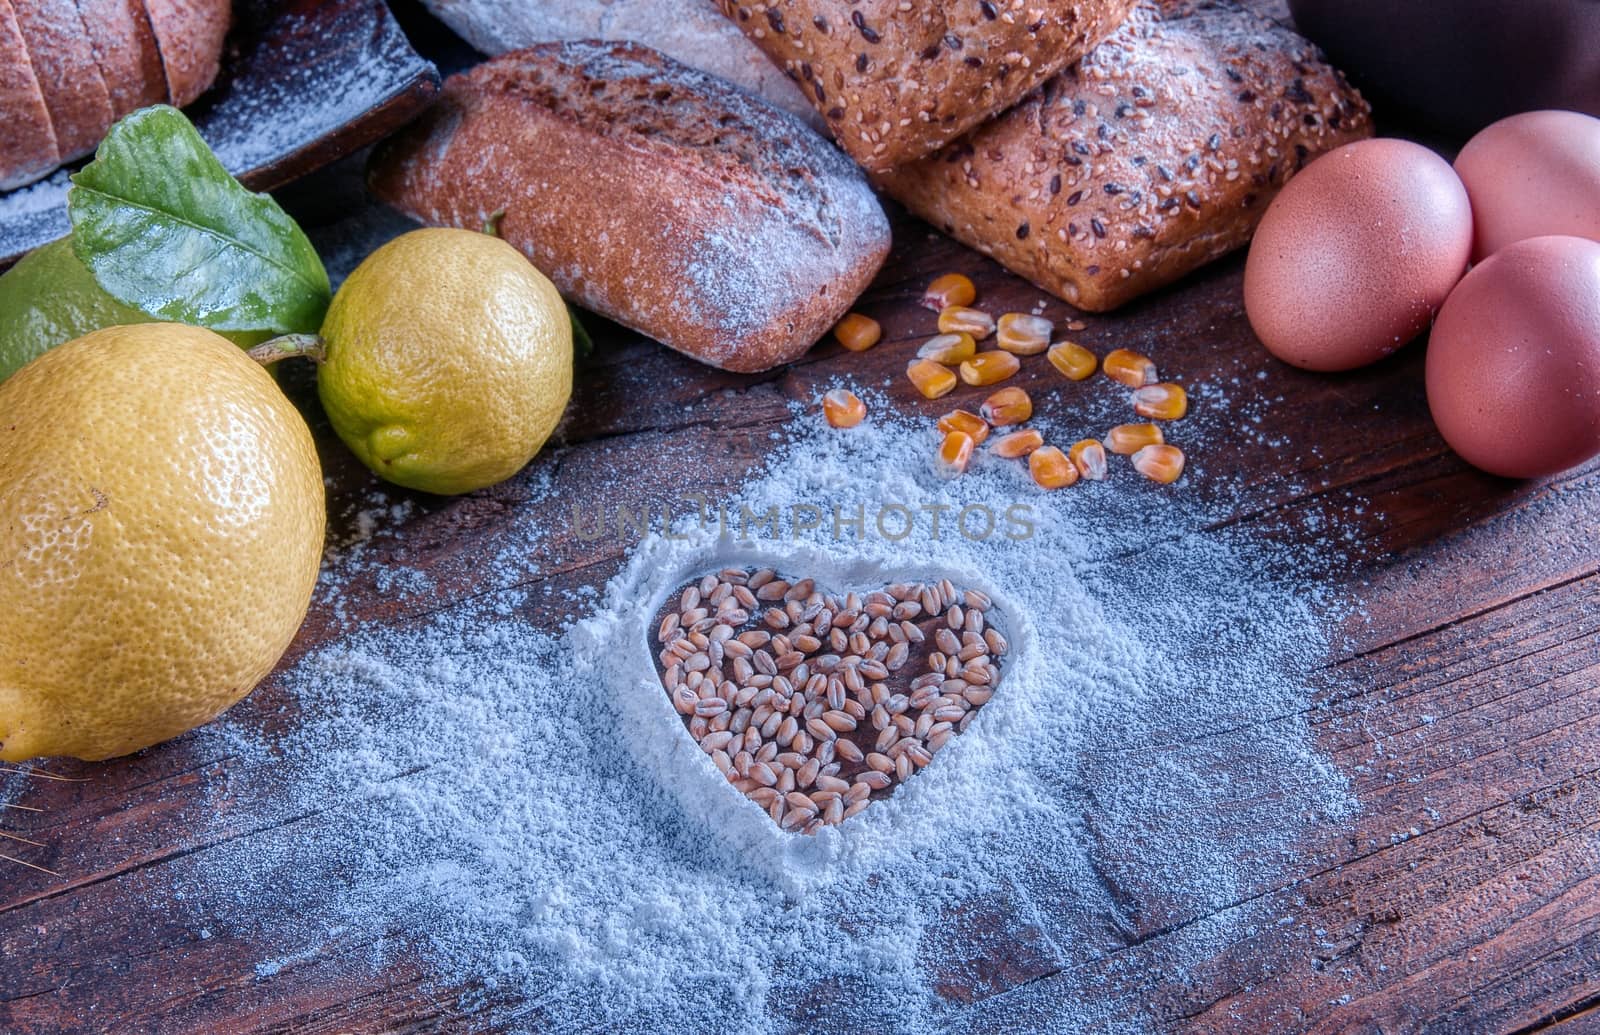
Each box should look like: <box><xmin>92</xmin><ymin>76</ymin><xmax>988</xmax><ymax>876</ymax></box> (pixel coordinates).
<box><xmin>955</xmin><ymin>573</ymin><xmax>1600</xmax><ymax>1032</ymax></box>
<box><xmin>5</xmin><ymin>240</ymin><xmax>1596</xmax><ymax>1031</ymax></box>
<box><xmin>8</xmin><ymin>471</ymin><xmax>1597</xmax><ymax>1034</ymax></box>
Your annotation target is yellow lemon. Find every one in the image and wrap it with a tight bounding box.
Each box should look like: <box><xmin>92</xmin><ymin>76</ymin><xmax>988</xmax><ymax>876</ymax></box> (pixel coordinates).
<box><xmin>0</xmin><ymin>324</ymin><xmax>325</xmax><ymax>762</ymax></box>
<box><xmin>317</xmin><ymin>228</ymin><xmax>573</xmax><ymax>495</ymax></box>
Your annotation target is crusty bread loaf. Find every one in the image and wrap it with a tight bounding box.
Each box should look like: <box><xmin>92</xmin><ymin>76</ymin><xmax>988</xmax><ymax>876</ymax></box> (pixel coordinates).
<box><xmin>421</xmin><ymin>0</ymin><xmax>824</xmax><ymax>130</ymax></box>
<box><xmin>13</xmin><ymin>0</ymin><xmax>117</xmax><ymax>161</ymax></box>
<box><xmin>0</xmin><ymin>0</ymin><xmax>60</xmax><ymax>190</ymax></box>
<box><xmin>370</xmin><ymin>41</ymin><xmax>892</xmax><ymax>374</ymax></box>
<box><xmin>715</xmin><ymin>0</ymin><xmax>1138</xmax><ymax>173</ymax></box>
<box><xmin>0</xmin><ymin>0</ymin><xmax>227</xmax><ymax>188</ymax></box>
<box><xmin>77</xmin><ymin>0</ymin><xmax>169</xmax><ymax>118</ymax></box>
<box><xmin>876</xmin><ymin>0</ymin><xmax>1372</xmax><ymax>312</ymax></box>
<box><xmin>142</xmin><ymin>0</ymin><xmax>230</xmax><ymax>107</ymax></box>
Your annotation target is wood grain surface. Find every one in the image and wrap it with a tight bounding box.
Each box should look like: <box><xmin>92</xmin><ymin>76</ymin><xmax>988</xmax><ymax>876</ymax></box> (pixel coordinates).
<box><xmin>2</xmin><ymin>3</ymin><xmax>1597</xmax><ymax>1032</ymax></box>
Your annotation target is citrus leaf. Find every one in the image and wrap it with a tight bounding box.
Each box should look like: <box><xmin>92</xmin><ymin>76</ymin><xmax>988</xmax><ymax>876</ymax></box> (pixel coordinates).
<box><xmin>569</xmin><ymin>304</ymin><xmax>593</xmax><ymax>359</ymax></box>
<box><xmin>67</xmin><ymin>105</ymin><xmax>330</xmax><ymax>335</ymax></box>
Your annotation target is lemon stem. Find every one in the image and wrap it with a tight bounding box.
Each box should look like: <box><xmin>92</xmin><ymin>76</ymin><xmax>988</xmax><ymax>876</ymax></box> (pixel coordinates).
<box><xmin>248</xmin><ymin>333</ymin><xmax>326</xmax><ymax>367</ymax></box>
<box><xmin>482</xmin><ymin>209</ymin><xmax>506</xmax><ymax>237</ymax></box>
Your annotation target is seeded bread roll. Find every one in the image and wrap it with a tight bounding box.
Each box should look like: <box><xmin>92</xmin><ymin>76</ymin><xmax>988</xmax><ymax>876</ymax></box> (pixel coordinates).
<box><xmin>714</xmin><ymin>0</ymin><xmax>1138</xmax><ymax>173</ymax></box>
<box><xmin>13</xmin><ymin>0</ymin><xmax>117</xmax><ymax>162</ymax></box>
<box><xmin>77</xmin><ymin>0</ymin><xmax>169</xmax><ymax>118</ymax></box>
<box><xmin>370</xmin><ymin>41</ymin><xmax>892</xmax><ymax>374</ymax></box>
<box><xmin>0</xmin><ymin>0</ymin><xmax>60</xmax><ymax>189</ymax></box>
<box><xmin>876</xmin><ymin>0</ymin><xmax>1373</xmax><ymax>312</ymax></box>
<box><xmin>142</xmin><ymin>0</ymin><xmax>230</xmax><ymax>107</ymax></box>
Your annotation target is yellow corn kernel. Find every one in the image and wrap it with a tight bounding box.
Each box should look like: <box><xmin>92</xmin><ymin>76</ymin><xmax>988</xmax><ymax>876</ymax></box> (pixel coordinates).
<box><xmin>958</xmin><ymin>350</ymin><xmax>1021</xmax><ymax>386</ymax></box>
<box><xmin>922</xmin><ymin>273</ymin><xmax>977</xmax><ymax>311</ymax></box>
<box><xmin>917</xmin><ymin>332</ymin><xmax>976</xmax><ymax>365</ymax></box>
<box><xmin>1106</xmin><ymin>422</ymin><xmax>1164</xmax><ymax>455</ymax></box>
<box><xmin>979</xmin><ymin>386</ymin><xmax>1032</xmax><ymax>427</ymax></box>
<box><xmin>1131</xmin><ymin>382</ymin><xmax>1188</xmax><ymax>420</ymax></box>
<box><xmin>1103</xmin><ymin>348</ymin><xmax>1158</xmax><ymax>387</ymax></box>
<box><xmin>937</xmin><ymin>409</ymin><xmax>990</xmax><ymax>445</ymax></box>
<box><xmin>822</xmin><ymin>388</ymin><xmax>866</xmax><ymax>428</ymax></box>
<box><xmin>832</xmin><ymin>312</ymin><xmax>882</xmax><ymax>352</ymax></box>
<box><xmin>1029</xmin><ymin>445</ymin><xmax>1079</xmax><ymax>489</ymax></box>
<box><xmin>1069</xmin><ymin>438</ymin><xmax>1108</xmax><ymax>481</ymax></box>
<box><xmin>907</xmin><ymin>359</ymin><xmax>958</xmax><ymax>399</ymax></box>
<box><xmin>991</xmin><ymin>428</ymin><xmax>1044</xmax><ymax>459</ymax></box>
<box><xmin>1047</xmin><ymin>341</ymin><xmax>1097</xmax><ymax>380</ymax></box>
<box><xmin>936</xmin><ymin>430</ymin><xmax>974</xmax><ymax>477</ymax></box>
<box><xmin>938</xmin><ymin>306</ymin><xmax>997</xmax><ymax>339</ymax></box>
<box><xmin>996</xmin><ymin>313</ymin><xmax>1053</xmax><ymax>355</ymax></box>
<box><xmin>1132</xmin><ymin>443</ymin><xmax>1185</xmax><ymax>484</ymax></box>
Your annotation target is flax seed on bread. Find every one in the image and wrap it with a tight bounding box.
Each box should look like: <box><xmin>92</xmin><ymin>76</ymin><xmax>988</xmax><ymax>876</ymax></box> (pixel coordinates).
<box><xmin>0</xmin><ymin>0</ymin><xmax>59</xmax><ymax>189</ymax></box>
<box><xmin>876</xmin><ymin>0</ymin><xmax>1373</xmax><ymax>312</ymax></box>
<box><xmin>715</xmin><ymin>0</ymin><xmax>1138</xmax><ymax>173</ymax></box>
<box><xmin>369</xmin><ymin>41</ymin><xmax>892</xmax><ymax>374</ymax></box>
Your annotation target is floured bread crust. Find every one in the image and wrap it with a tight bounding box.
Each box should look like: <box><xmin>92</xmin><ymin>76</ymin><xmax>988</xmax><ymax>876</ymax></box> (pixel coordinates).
<box><xmin>370</xmin><ymin>41</ymin><xmax>891</xmax><ymax>373</ymax></box>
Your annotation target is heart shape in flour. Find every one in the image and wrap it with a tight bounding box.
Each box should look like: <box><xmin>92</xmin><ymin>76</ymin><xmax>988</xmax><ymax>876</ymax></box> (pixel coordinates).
<box><xmin>653</xmin><ymin>568</ymin><xmax>1006</xmax><ymax>835</ymax></box>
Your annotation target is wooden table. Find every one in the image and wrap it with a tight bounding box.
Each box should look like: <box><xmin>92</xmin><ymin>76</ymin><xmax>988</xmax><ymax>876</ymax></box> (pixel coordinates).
<box><xmin>3</xmin><ymin>4</ymin><xmax>1597</xmax><ymax>1032</ymax></box>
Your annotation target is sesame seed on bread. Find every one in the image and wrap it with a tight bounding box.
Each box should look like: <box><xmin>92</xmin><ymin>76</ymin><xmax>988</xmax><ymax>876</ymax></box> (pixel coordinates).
<box><xmin>876</xmin><ymin>0</ymin><xmax>1374</xmax><ymax>312</ymax></box>
<box><xmin>715</xmin><ymin>0</ymin><xmax>1139</xmax><ymax>173</ymax></box>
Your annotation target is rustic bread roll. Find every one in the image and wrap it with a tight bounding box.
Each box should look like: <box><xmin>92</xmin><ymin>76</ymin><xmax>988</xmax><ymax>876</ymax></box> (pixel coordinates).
<box><xmin>142</xmin><ymin>0</ymin><xmax>230</xmax><ymax>107</ymax></box>
<box><xmin>77</xmin><ymin>0</ymin><xmax>169</xmax><ymax>118</ymax></box>
<box><xmin>876</xmin><ymin>0</ymin><xmax>1373</xmax><ymax>312</ymax></box>
<box><xmin>370</xmin><ymin>41</ymin><xmax>892</xmax><ymax>374</ymax></box>
<box><xmin>0</xmin><ymin>0</ymin><xmax>60</xmax><ymax>189</ymax></box>
<box><xmin>714</xmin><ymin>0</ymin><xmax>1138</xmax><ymax>173</ymax></box>
<box><xmin>13</xmin><ymin>0</ymin><xmax>117</xmax><ymax>161</ymax></box>
<box><xmin>420</xmin><ymin>0</ymin><xmax>823</xmax><ymax>129</ymax></box>
<box><xmin>0</xmin><ymin>0</ymin><xmax>225</xmax><ymax>187</ymax></box>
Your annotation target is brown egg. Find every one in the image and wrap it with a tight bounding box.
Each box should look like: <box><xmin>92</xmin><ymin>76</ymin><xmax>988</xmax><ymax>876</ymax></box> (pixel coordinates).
<box><xmin>1425</xmin><ymin>235</ymin><xmax>1600</xmax><ymax>479</ymax></box>
<box><xmin>1454</xmin><ymin>110</ymin><xmax>1600</xmax><ymax>262</ymax></box>
<box><xmin>1244</xmin><ymin>139</ymin><xmax>1473</xmax><ymax>371</ymax></box>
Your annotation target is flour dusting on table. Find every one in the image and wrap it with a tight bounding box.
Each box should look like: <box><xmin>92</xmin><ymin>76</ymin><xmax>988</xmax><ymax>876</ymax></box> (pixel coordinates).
<box><xmin>168</xmin><ymin>411</ymin><xmax>1353</xmax><ymax>1032</ymax></box>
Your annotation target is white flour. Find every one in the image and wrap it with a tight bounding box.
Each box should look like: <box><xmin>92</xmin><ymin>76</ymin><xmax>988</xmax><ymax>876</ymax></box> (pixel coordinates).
<box><xmin>164</xmin><ymin>405</ymin><xmax>1357</xmax><ymax>1032</ymax></box>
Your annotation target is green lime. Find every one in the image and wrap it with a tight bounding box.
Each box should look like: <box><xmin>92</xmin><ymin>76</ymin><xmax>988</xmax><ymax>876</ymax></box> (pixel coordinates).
<box><xmin>0</xmin><ymin>239</ymin><xmax>266</xmax><ymax>383</ymax></box>
<box><xmin>317</xmin><ymin>228</ymin><xmax>573</xmax><ymax>495</ymax></box>
<box><xmin>0</xmin><ymin>240</ymin><xmax>153</xmax><ymax>382</ymax></box>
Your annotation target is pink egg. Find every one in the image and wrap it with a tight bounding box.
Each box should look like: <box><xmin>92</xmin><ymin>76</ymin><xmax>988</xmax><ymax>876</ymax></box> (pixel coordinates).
<box><xmin>1454</xmin><ymin>110</ymin><xmax>1600</xmax><ymax>262</ymax></box>
<box><xmin>1244</xmin><ymin>138</ymin><xmax>1473</xmax><ymax>372</ymax></box>
<box><xmin>1425</xmin><ymin>235</ymin><xmax>1600</xmax><ymax>479</ymax></box>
